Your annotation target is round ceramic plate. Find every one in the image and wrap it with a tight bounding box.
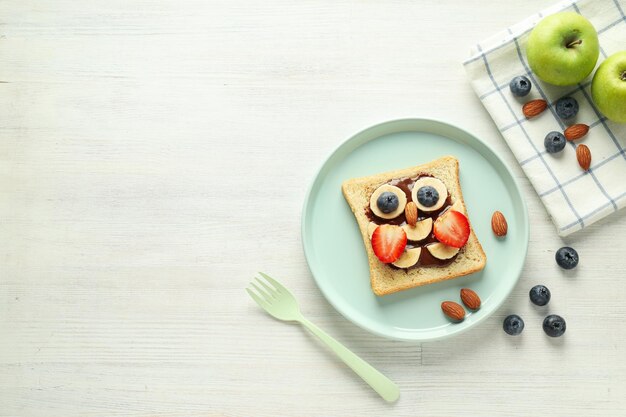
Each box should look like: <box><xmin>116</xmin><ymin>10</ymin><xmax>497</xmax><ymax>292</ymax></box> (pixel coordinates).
<box><xmin>301</xmin><ymin>119</ymin><xmax>529</xmax><ymax>341</ymax></box>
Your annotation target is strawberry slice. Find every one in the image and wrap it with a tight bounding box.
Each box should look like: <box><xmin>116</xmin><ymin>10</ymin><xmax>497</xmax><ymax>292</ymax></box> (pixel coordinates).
<box><xmin>371</xmin><ymin>224</ymin><xmax>407</xmax><ymax>263</ymax></box>
<box><xmin>433</xmin><ymin>210</ymin><xmax>470</xmax><ymax>248</ymax></box>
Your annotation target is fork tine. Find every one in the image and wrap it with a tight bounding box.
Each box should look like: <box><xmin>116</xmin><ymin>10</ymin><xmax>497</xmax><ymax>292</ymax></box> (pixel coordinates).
<box><xmin>258</xmin><ymin>272</ymin><xmax>284</xmax><ymax>294</ymax></box>
<box><xmin>246</xmin><ymin>287</ymin><xmax>271</xmax><ymax>309</ymax></box>
<box><xmin>254</xmin><ymin>277</ymin><xmax>277</xmax><ymax>298</ymax></box>
<box><xmin>250</xmin><ymin>282</ymin><xmax>273</xmax><ymax>303</ymax></box>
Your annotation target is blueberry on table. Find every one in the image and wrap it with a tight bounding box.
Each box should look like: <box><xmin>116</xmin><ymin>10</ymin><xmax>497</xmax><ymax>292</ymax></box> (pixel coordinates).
<box><xmin>376</xmin><ymin>191</ymin><xmax>399</xmax><ymax>214</ymax></box>
<box><xmin>503</xmin><ymin>314</ymin><xmax>524</xmax><ymax>335</ymax></box>
<box><xmin>555</xmin><ymin>96</ymin><xmax>579</xmax><ymax>119</ymax></box>
<box><xmin>529</xmin><ymin>285</ymin><xmax>551</xmax><ymax>306</ymax></box>
<box><xmin>556</xmin><ymin>246</ymin><xmax>579</xmax><ymax>269</ymax></box>
<box><xmin>544</xmin><ymin>131</ymin><xmax>566</xmax><ymax>153</ymax></box>
<box><xmin>416</xmin><ymin>186</ymin><xmax>439</xmax><ymax>208</ymax></box>
<box><xmin>543</xmin><ymin>314</ymin><xmax>566</xmax><ymax>337</ymax></box>
<box><xmin>509</xmin><ymin>75</ymin><xmax>532</xmax><ymax>97</ymax></box>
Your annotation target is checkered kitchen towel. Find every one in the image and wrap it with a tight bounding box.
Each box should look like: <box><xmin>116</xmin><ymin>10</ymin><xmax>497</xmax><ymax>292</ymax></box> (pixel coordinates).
<box><xmin>464</xmin><ymin>0</ymin><xmax>626</xmax><ymax>236</ymax></box>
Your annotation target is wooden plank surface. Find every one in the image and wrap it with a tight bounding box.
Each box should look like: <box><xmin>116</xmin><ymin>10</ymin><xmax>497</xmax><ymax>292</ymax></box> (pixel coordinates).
<box><xmin>1</xmin><ymin>1</ymin><xmax>625</xmax><ymax>415</ymax></box>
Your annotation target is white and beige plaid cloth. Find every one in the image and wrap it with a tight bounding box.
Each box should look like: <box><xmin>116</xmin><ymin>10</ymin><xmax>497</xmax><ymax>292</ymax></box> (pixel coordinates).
<box><xmin>464</xmin><ymin>0</ymin><xmax>626</xmax><ymax>236</ymax></box>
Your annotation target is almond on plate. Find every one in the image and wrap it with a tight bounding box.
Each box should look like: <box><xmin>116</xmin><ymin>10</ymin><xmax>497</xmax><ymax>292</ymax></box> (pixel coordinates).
<box><xmin>441</xmin><ymin>301</ymin><xmax>465</xmax><ymax>321</ymax></box>
<box><xmin>460</xmin><ymin>288</ymin><xmax>481</xmax><ymax>310</ymax></box>
<box><xmin>491</xmin><ymin>211</ymin><xmax>508</xmax><ymax>237</ymax></box>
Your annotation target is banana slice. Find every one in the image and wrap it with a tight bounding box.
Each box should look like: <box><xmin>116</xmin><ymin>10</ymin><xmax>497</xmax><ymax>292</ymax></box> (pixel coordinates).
<box><xmin>402</xmin><ymin>218</ymin><xmax>433</xmax><ymax>241</ymax></box>
<box><xmin>411</xmin><ymin>177</ymin><xmax>448</xmax><ymax>212</ymax></box>
<box><xmin>392</xmin><ymin>247</ymin><xmax>422</xmax><ymax>268</ymax></box>
<box><xmin>369</xmin><ymin>184</ymin><xmax>407</xmax><ymax>219</ymax></box>
<box><xmin>426</xmin><ymin>242</ymin><xmax>459</xmax><ymax>260</ymax></box>
<box><xmin>367</xmin><ymin>222</ymin><xmax>378</xmax><ymax>239</ymax></box>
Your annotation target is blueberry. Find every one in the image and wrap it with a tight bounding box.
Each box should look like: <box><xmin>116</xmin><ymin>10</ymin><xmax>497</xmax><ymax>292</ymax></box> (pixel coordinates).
<box><xmin>503</xmin><ymin>314</ymin><xmax>524</xmax><ymax>336</ymax></box>
<box><xmin>555</xmin><ymin>96</ymin><xmax>579</xmax><ymax>119</ymax></box>
<box><xmin>556</xmin><ymin>246</ymin><xmax>578</xmax><ymax>269</ymax></box>
<box><xmin>544</xmin><ymin>131</ymin><xmax>566</xmax><ymax>154</ymax></box>
<box><xmin>416</xmin><ymin>186</ymin><xmax>439</xmax><ymax>207</ymax></box>
<box><xmin>543</xmin><ymin>314</ymin><xmax>566</xmax><ymax>337</ymax></box>
<box><xmin>509</xmin><ymin>76</ymin><xmax>532</xmax><ymax>97</ymax></box>
<box><xmin>529</xmin><ymin>285</ymin><xmax>551</xmax><ymax>306</ymax></box>
<box><xmin>376</xmin><ymin>191</ymin><xmax>399</xmax><ymax>214</ymax></box>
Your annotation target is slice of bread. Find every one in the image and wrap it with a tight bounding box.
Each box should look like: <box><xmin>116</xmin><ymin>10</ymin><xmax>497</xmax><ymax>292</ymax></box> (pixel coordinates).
<box><xmin>342</xmin><ymin>156</ymin><xmax>486</xmax><ymax>296</ymax></box>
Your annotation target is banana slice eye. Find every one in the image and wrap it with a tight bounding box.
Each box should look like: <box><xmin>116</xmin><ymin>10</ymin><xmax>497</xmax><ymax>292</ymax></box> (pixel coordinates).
<box><xmin>369</xmin><ymin>185</ymin><xmax>407</xmax><ymax>219</ymax></box>
<box><xmin>411</xmin><ymin>177</ymin><xmax>448</xmax><ymax>212</ymax></box>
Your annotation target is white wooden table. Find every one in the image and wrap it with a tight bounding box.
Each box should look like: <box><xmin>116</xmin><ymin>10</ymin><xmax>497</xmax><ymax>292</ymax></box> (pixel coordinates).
<box><xmin>2</xmin><ymin>1</ymin><xmax>626</xmax><ymax>415</ymax></box>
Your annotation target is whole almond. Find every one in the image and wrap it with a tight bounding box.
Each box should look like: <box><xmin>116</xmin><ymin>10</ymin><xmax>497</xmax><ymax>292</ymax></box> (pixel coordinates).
<box><xmin>564</xmin><ymin>124</ymin><xmax>589</xmax><ymax>141</ymax></box>
<box><xmin>460</xmin><ymin>288</ymin><xmax>481</xmax><ymax>310</ymax></box>
<box><xmin>441</xmin><ymin>301</ymin><xmax>465</xmax><ymax>321</ymax></box>
<box><xmin>522</xmin><ymin>99</ymin><xmax>547</xmax><ymax>118</ymax></box>
<box><xmin>576</xmin><ymin>144</ymin><xmax>591</xmax><ymax>171</ymax></box>
<box><xmin>491</xmin><ymin>210</ymin><xmax>508</xmax><ymax>237</ymax></box>
<box><xmin>405</xmin><ymin>202</ymin><xmax>418</xmax><ymax>226</ymax></box>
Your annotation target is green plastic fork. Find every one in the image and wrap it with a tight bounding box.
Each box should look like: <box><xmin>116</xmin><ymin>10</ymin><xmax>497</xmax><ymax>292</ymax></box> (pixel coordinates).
<box><xmin>246</xmin><ymin>272</ymin><xmax>400</xmax><ymax>402</ymax></box>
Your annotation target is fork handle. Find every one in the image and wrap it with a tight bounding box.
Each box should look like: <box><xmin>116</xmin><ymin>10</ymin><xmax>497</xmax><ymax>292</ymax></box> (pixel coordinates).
<box><xmin>299</xmin><ymin>317</ymin><xmax>400</xmax><ymax>402</ymax></box>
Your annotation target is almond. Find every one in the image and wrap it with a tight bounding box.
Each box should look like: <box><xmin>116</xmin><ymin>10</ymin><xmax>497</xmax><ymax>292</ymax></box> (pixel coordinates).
<box><xmin>441</xmin><ymin>301</ymin><xmax>465</xmax><ymax>321</ymax></box>
<box><xmin>404</xmin><ymin>202</ymin><xmax>418</xmax><ymax>226</ymax></box>
<box><xmin>491</xmin><ymin>210</ymin><xmax>508</xmax><ymax>237</ymax></box>
<box><xmin>564</xmin><ymin>124</ymin><xmax>589</xmax><ymax>141</ymax></box>
<box><xmin>522</xmin><ymin>99</ymin><xmax>547</xmax><ymax>118</ymax></box>
<box><xmin>460</xmin><ymin>288</ymin><xmax>481</xmax><ymax>310</ymax></box>
<box><xmin>576</xmin><ymin>144</ymin><xmax>591</xmax><ymax>171</ymax></box>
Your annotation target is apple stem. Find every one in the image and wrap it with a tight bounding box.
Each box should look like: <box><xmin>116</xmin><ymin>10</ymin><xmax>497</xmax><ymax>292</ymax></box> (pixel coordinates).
<box><xmin>622</xmin><ymin>71</ymin><xmax>626</xmax><ymax>82</ymax></box>
<box><xmin>566</xmin><ymin>39</ymin><xmax>583</xmax><ymax>48</ymax></box>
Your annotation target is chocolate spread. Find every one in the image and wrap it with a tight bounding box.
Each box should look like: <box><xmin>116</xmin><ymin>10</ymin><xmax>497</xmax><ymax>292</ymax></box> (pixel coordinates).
<box><xmin>365</xmin><ymin>174</ymin><xmax>459</xmax><ymax>269</ymax></box>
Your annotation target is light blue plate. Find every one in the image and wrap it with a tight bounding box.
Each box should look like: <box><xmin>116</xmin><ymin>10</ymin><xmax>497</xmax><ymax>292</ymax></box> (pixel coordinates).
<box><xmin>301</xmin><ymin>119</ymin><xmax>529</xmax><ymax>341</ymax></box>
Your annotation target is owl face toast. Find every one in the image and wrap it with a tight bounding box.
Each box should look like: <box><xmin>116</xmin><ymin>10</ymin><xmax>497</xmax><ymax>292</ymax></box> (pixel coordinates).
<box><xmin>341</xmin><ymin>156</ymin><xmax>487</xmax><ymax>296</ymax></box>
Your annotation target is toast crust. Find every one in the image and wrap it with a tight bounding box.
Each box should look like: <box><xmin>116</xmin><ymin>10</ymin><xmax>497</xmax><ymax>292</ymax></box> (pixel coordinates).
<box><xmin>342</xmin><ymin>156</ymin><xmax>487</xmax><ymax>296</ymax></box>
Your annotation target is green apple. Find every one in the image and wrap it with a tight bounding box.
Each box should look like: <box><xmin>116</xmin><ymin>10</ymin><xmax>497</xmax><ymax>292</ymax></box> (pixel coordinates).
<box><xmin>526</xmin><ymin>12</ymin><xmax>599</xmax><ymax>86</ymax></box>
<box><xmin>592</xmin><ymin>51</ymin><xmax>626</xmax><ymax>123</ymax></box>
